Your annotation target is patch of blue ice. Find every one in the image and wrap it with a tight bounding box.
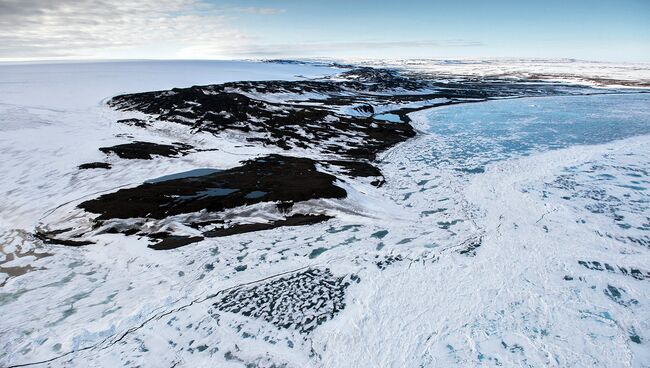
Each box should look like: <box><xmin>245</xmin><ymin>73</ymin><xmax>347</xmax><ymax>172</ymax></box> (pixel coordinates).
<box><xmin>146</xmin><ymin>168</ymin><xmax>221</xmax><ymax>183</ymax></box>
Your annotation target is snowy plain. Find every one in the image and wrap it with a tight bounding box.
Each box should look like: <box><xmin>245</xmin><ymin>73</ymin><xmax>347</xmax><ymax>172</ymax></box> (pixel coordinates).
<box><xmin>1</xmin><ymin>59</ymin><xmax>649</xmax><ymax>367</ymax></box>
<box><xmin>354</xmin><ymin>58</ymin><xmax>650</xmax><ymax>88</ymax></box>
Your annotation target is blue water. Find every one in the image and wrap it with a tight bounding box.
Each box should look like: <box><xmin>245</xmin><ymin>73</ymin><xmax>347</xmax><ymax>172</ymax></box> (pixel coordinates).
<box><xmin>375</xmin><ymin>113</ymin><xmax>402</xmax><ymax>123</ymax></box>
<box><xmin>146</xmin><ymin>168</ymin><xmax>221</xmax><ymax>183</ymax></box>
<box><xmin>423</xmin><ymin>93</ymin><xmax>650</xmax><ymax>171</ymax></box>
<box><xmin>244</xmin><ymin>191</ymin><xmax>268</xmax><ymax>199</ymax></box>
<box><xmin>177</xmin><ymin>188</ymin><xmax>239</xmax><ymax>201</ymax></box>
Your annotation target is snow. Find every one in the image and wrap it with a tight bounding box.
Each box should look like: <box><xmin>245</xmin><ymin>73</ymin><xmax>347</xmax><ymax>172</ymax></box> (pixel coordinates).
<box><xmin>355</xmin><ymin>58</ymin><xmax>650</xmax><ymax>88</ymax></box>
<box><xmin>0</xmin><ymin>61</ymin><xmax>338</xmax><ymax>230</ymax></box>
<box><xmin>1</xmin><ymin>60</ymin><xmax>650</xmax><ymax>367</ymax></box>
<box><xmin>0</xmin><ymin>60</ymin><xmax>341</xmax><ymax>110</ymax></box>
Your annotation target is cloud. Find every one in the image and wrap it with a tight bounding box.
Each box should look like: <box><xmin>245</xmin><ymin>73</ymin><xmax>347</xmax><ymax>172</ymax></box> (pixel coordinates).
<box><xmin>0</xmin><ymin>0</ymin><xmax>249</xmax><ymax>60</ymax></box>
<box><xmin>233</xmin><ymin>7</ymin><xmax>286</xmax><ymax>15</ymax></box>
<box><xmin>0</xmin><ymin>0</ymin><xmax>481</xmax><ymax>61</ymax></box>
<box><xmin>180</xmin><ymin>39</ymin><xmax>484</xmax><ymax>58</ymax></box>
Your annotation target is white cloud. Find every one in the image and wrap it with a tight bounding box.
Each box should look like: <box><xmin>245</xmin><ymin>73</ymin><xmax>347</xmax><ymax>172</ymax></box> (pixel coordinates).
<box><xmin>179</xmin><ymin>39</ymin><xmax>484</xmax><ymax>59</ymax></box>
<box><xmin>0</xmin><ymin>0</ymin><xmax>251</xmax><ymax>60</ymax></box>
<box><xmin>0</xmin><ymin>1</ymin><xmax>481</xmax><ymax>61</ymax></box>
<box><xmin>233</xmin><ymin>7</ymin><xmax>286</xmax><ymax>15</ymax></box>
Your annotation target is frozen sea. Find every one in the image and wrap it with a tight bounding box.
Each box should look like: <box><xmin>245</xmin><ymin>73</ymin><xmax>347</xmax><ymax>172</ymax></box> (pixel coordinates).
<box><xmin>0</xmin><ymin>60</ymin><xmax>649</xmax><ymax>367</ymax></box>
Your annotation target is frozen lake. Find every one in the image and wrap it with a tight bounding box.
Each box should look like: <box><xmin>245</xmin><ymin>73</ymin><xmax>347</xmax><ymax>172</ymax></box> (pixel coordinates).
<box><xmin>421</xmin><ymin>92</ymin><xmax>650</xmax><ymax>171</ymax></box>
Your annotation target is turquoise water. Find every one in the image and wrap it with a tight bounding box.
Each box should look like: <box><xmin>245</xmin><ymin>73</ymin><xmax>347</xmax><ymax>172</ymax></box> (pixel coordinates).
<box><xmin>423</xmin><ymin>93</ymin><xmax>650</xmax><ymax>171</ymax></box>
<box><xmin>374</xmin><ymin>113</ymin><xmax>402</xmax><ymax>123</ymax></box>
<box><xmin>244</xmin><ymin>191</ymin><xmax>268</xmax><ymax>199</ymax></box>
<box><xmin>177</xmin><ymin>188</ymin><xmax>239</xmax><ymax>201</ymax></box>
<box><xmin>146</xmin><ymin>168</ymin><xmax>221</xmax><ymax>183</ymax></box>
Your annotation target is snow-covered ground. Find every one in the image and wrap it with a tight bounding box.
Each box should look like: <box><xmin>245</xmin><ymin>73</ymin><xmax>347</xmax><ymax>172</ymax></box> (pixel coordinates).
<box><xmin>355</xmin><ymin>58</ymin><xmax>650</xmax><ymax>88</ymax></box>
<box><xmin>0</xmin><ymin>60</ymin><xmax>341</xmax><ymax>230</ymax></box>
<box><xmin>1</xmin><ymin>60</ymin><xmax>649</xmax><ymax>367</ymax></box>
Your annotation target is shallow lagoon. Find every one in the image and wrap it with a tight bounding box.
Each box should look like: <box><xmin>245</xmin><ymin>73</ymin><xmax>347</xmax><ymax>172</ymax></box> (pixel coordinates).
<box><xmin>423</xmin><ymin>93</ymin><xmax>650</xmax><ymax>171</ymax></box>
<box><xmin>145</xmin><ymin>168</ymin><xmax>221</xmax><ymax>183</ymax></box>
<box><xmin>374</xmin><ymin>113</ymin><xmax>402</xmax><ymax>123</ymax></box>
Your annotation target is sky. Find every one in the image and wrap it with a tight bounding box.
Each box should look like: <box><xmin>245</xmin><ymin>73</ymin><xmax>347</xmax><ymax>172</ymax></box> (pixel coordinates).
<box><xmin>1</xmin><ymin>0</ymin><xmax>649</xmax><ymax>62</ymax></box>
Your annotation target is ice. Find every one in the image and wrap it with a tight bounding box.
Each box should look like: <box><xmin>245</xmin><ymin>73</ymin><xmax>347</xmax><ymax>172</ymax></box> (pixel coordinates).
<box><xmin>315</xmin><ymin>98</ymin><xmax>650</xmax><ymax>367</ymax></box>
<box><xmin>354</xmin><ymin>58</ymin><xmax>650</xmax><ymax>88</ymax></box>
<box><xmin>420</xmin><ymin>93</ymin><xmax>650</xmax><ymax>171</ymax></box>
<box><xmin>0</xmin><ymin>60</ymin><xmax>341</xmax><ymax>110</ymax></box>
<box><xmin>373</xmin><ymin>113</ymin><xmax>402</xmax><ymax>123</ymax></box>
<box><xmin>1</xmin><ymin>60</ymin><xmax>649</xmax><ymax>367</ymax></box>
<box><xmin>145</xmin><ymin>168</ymin><xmax>221</xmax><ymax>184</ymax></box>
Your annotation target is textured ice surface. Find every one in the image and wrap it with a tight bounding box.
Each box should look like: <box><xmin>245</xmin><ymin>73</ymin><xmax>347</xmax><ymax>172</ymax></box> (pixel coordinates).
<box><xmin>145</xmin><ymin>168</ymin><xmax>222</xmax><ymax>184</ymax></box>
<box><xmin>1</xmin><ymin>61</ymin><xmax>649</xmax><ymax>367</ymax></box>
<box><xmin>355</xmin><ymin>59</ymin><xmax>650</xmax><ymax>87</ymax></box>
<box><xmin>421</xmin><ymin>93</ymin><xmax>650</xmax><ymax>171</ymax></box>
<box><xmin>373</xmin><ymin>113</ymin><xmax>402</xmax><ymax>123</ymax></box>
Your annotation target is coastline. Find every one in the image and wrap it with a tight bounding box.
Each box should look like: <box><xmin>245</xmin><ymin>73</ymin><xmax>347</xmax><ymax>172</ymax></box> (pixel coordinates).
<box><xmin>1</xmin><ymin>60</ymin><xmax>650</xmax><ymax>367</ymax></box>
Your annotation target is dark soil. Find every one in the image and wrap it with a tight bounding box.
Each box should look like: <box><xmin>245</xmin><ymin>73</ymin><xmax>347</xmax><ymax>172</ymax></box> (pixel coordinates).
<box><xmin>323</xmin><ymin>160</ymin><xmax>385</xmax><ymax>186</ymax></box>
<box><xmin>35</xmin><ymin>229</ymin><xmax>95</xmax><ymax>246</ymax></box>
<box><xmin>99</xmin><ymin>141</ymin><xmax>193</xmax><ymax>160</ymax></box>
<box><xmin>78</xmin><ymin>162</ymin><xmax>112</xmax><ymax>170</ymax></box>
<box><xmin>78</xmin><ymin>155</ymin><xmax>346</xmax><ymax>221</ymax></box>
<box><xmin>116</xmin><ymin>118</ymin><xmax>150</xmax><ymax>128</ymax></box>
<box><xmin>149</xmin><ymin>235</ymin><xmax>205</xmax><ymax>250</ymax></box>
<box><xmin>107</xmin><ymin>69</ymin><xmax>427</xmax><ymax>160</ymax></box>
<box><xmin>203</xmin><ymin>214</ymin><xmax>333</xmax><ymax>237</ymax></box>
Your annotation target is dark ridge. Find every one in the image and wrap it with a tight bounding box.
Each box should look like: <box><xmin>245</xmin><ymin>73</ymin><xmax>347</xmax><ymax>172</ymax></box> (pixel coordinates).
<box><xmin>324</xmin><ymin>160</ymin><xmax>383</xmax><ymax>177</ymax></box>
<box><xmin>35</xmin><ymin>230</ymin><xmax>94</xmax><ymax>247</ymax></box>
<box><xmin>338</xmin><ymin>67</ymin><xmax>429</xmax><ymax>91</ymax></box>
<box><xmin>116</xmin><ymin>118</ymin><xmax>149</xmax><ymax>128</ymax></box>
<box><xmin>101</xmin><ymin>226</ymin><xmax>139</xmax><ymax>236</ymax></box>
<box><xmin>203</xmin><ymin>214</ymin><xmax>333</xmax><ymax>237</ymax></box>
<box><xmin>109</xmin><ymin>86</ymin><xmax>415</xmax><ymax>160</ymax></box>
<box><xmin>78</xmin><ymin>162</ymin><xmax>112</xmax><ymax>170</ymax></box>
<box><xmin>323</xmin><ymin>160</ymin><xmax>385</xmax><ymax>186</ymax></box>
<box><xmin>78</xmin><ymin>155</ymin><xmax>346</xmax><ymax>221</ymax></box>
<box><xmin>262</xmin><ymin>59</ymin><xmax>309</xmax><ymax>65</ymax></box>
<box><xmin>99</xmin><ymin>141</ymin><xmax>193</xmax><ymax>160</ymax></box>
<box><xmin>46</xmin><ymin>156</ymin><xmax>347</xmax><ymax>249</ymax></box>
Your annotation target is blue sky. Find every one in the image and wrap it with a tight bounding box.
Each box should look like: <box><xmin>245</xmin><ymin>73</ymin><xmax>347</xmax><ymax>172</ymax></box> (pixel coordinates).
<box><xmin>221</xmin><ymin>0</ymin><xmax>649</xmax><ymax>61</ymax></box>
<box><xmin>1</xmin><ymin>0</ymin><xmax>649</xmax><ymax>61</ymax></box>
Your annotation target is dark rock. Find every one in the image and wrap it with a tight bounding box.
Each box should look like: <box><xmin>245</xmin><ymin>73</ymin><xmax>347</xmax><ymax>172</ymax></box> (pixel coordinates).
<box><xmin>99</xmin><ymin>141</ymin><xmax>193</xmax><ymax>160</ymax></box>
<box><xmin>79</xmin><ymin>155</ymin><xmax>346</xmax><ymax>221</ymax></box>
<box><xmin>323</xmin><ymin>160</ymin><xmax>384</xmax><ymax>186</ymax></box>
<box><xmin>35</xmin><ymin>229</ymin><xmax>94</xmax><ymax>246</ymax></box>
<box><xmin>203</xmin><ymin>214</ymin><xmax>332</xmax><ymax>237</ymax></box>
<box><xmin>116</xmin><ymin>118</ymin><xmax>149</xmax><ymax>128</ymax></box>
<box><xmin>149</xmin><ymin>235</ymin><xmax>204</xmax><ymax>250</ymax></box>
<box><xmin>78</xmin><ymin>162</ymin><xmax>112</xmax><ymax>170</ymax></box>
